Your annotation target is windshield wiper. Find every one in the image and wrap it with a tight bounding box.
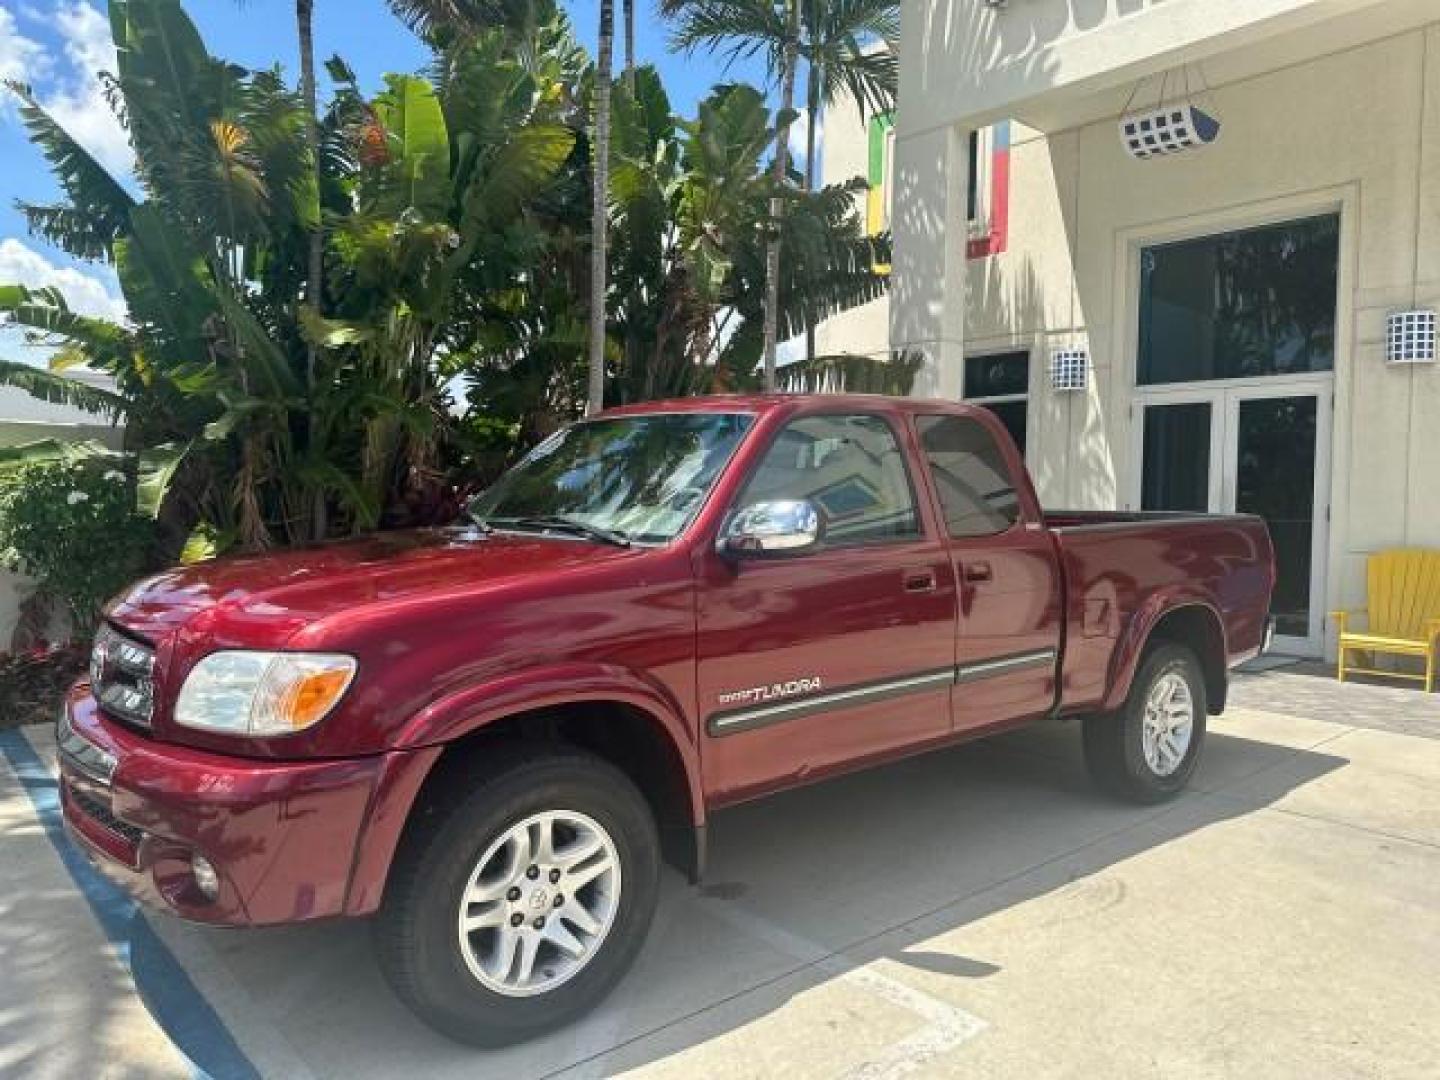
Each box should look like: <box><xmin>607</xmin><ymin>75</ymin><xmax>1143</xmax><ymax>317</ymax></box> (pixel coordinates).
<box><xmin>461</xmin><ymin>508</ymin><xmax>494</xmax><ymax>535</ymax></box>
<box><xmin>493</xmin><ymin>516</ymin><xmax>632</xmax><ymax>548</ymax></box>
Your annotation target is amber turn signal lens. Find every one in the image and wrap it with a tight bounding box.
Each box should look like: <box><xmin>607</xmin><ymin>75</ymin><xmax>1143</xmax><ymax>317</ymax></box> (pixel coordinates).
<box><xmin>279</xmin><ymin>668</ymin><xmax>354</xmax><ymax>730</ymax></box>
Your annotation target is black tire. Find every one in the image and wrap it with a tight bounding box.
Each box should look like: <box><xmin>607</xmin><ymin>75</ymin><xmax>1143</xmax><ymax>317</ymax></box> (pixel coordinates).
<box><xmin>374</xmin><ymin>749</ymin><xmax>660</xmax><ymax>1047</ymax></box>
<box><xmin>1083</xmin><ymin>643</ymin><xmax>1207</xmax><ymax>804</ymax></box>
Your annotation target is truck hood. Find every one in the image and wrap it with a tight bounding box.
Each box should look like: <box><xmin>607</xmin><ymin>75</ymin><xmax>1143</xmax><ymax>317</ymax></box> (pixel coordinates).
<box><xmin>106</xmin><ymin>527</ymin><xmax>642</xmax><ymax>647</ymax></box>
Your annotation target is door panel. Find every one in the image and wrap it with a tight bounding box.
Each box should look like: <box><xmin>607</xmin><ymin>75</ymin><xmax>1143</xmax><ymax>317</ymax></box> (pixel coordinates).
<box><xmin>1141</xmin><ymin>401</ymin><xmax>1216</xmax><ymax>512</ymax></box>
<box><xmin>914</xmin><ymin>414</ymin><xmax>1062</xmax><ymax>732</ymax></box>
<box><xmin>696</xmin><ymin>543</ymin><xmax>956</xmax><ymax>804</ymax></box>
<box><xmin>1225</xmin><ymin>389</ymin><xmax>1329</xmax><ymax>653</ymax></box>
<box><xmin>696</xmin><ymin>413</ymin><xmax>957</xmax><ymax>805</ymax></box>
<box><xmin>951</xmin><ymin>529</ymin><xmax>1063</xmax><ymax>731</ymax></box>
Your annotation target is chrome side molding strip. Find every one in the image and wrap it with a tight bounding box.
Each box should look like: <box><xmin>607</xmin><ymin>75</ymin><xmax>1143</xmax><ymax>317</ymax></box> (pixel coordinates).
<box><xmin>709</xmin><ymin>668</ymin><xmax>954</xmax><ymax>736</ymax></box>
<box><xmin>707</xmin><ymin>648</ymin><xmax>1058</xmax><ymax>737</ymax></box>
<box><xmin>955</xmin><ymin>648</ymin><xmax>1058</xmax><ymax>685</ymax></box>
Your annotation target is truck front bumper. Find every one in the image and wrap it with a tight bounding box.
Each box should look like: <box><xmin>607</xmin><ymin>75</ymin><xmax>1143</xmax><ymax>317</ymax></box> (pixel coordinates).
<box><xmin>57</xmin><ymin>687</ymin><xmax>429</xmax><ymax>926</ymax></box>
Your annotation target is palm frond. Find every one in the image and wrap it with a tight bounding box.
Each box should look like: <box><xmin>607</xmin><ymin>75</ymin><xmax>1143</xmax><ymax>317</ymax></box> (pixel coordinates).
<box><xmin>664</xmin><ymin>0</ymin><xmax>789</xmax><ymax>74</ymax></box>
<box><xmin>4</xmin><ymin>81</ymin><xmax>135</xmax><ymax>259</ymax></box>
<box><xmin>0</xmin><ymin>361</ymin><xmax>127</xmax><ymax>418</ymax></box>
<box><xmin>386</xmin><ymin>0</ymin><xmax>546</xmax><ymax>42</ymax></box>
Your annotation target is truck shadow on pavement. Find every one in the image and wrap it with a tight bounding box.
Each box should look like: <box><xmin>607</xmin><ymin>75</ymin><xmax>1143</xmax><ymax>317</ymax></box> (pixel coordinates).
<box><xmin>143</xmin><ymin>716</ymin><xmax>1347</xmax><ymax>1078</ymax></box>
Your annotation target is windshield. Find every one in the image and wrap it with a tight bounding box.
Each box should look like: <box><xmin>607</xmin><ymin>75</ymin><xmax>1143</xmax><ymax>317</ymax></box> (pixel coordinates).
<box><xmin>469</xmin><ymin>412</ymin><xmax>754</xmax><ymax>544</ymax></box>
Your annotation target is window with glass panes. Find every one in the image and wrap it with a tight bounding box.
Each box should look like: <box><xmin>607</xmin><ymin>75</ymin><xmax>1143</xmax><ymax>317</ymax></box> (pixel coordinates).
<box><xmin>963</xmin><ymin>351</ymin><xmax>1029</xmax><ymax>455</ymax></box>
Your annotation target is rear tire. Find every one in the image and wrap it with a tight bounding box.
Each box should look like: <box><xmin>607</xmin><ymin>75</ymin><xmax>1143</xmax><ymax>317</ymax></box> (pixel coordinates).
<box><xmin>1084</xmin><ymin>643</ymin><xmax>1207</xmax><ymax>804</ymax></box>
<box><xmin>374</xmin><ymin>749</ymin><xmax>660</xmax><ymax>1047</ymax></box>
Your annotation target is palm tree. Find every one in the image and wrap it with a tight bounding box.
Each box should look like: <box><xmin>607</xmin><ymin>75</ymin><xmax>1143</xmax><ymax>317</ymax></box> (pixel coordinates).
<box><xmin>295</xmin><ymin>0</ymin><xmax>326</xmax><ymax>536</ymax></box>
<box><xmin>798</xmin><ymin>0</ymin><xmax>898</xmax><ymax>360</ymax></box>
<box><xmin>664</xmin><ymin>1</ymin><xmax>896</xmax><ymax>386</ymax></box>
<box><xmin>385</xmin><ymin>0</ymin><xmax>543</xmax><ymax>38</ymax></box>
<box><xmin>798</xmin><ymin>2</ymin><xmax>897</xmax><ymax>189</ymax></box>
<box><xmin>624</xmin><ymin>0</ymin><xmax>636</xmax><ymax>90</ymax></box>
<box><xmin>588</xmin><ymin>0</ymin><xmax>615</xmax><ymax>414</ymax></box>
<box><xmin>662</xmin><ymin>0</ymin><xmax>802</xmax><ymax>391</ymax></box>
<box><xmin>4</xmin><ymin>0</ymin><xmax>578</xmax><ymax>550</ymax></box>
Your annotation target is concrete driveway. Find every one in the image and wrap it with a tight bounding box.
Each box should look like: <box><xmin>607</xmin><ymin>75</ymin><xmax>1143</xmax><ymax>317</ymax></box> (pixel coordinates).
<box><xmin>3</xmin><ymin>697</ymin><xmax>1439</xmax><ymax>1079</ymax></box>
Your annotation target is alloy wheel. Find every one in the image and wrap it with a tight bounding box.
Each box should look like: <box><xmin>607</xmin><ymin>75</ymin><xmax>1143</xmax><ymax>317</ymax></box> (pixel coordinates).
<box><xmin>456</xmin><ymin>810</ymin><xmax>622</xmax><ymax>998</ymax></box>
<box><xmin>1140</xmin><ymin>670</ymin><xmax>1194</xmax><ymax>777</ymax></box>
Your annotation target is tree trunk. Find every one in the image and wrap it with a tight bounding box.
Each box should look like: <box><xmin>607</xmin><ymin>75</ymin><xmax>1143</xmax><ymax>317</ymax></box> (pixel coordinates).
<box><xmin>296</xmin><ymin>0</ymin><xmax>327</xmax><ymax>539</ymax></box>
<box><xmin>761</xmin><ymin>0</ymin><xmax>801</xmax><ymax>393</ymax></box>
<box><xmin>803</xmin><ymin>12</ymin><xmax>821</xmax><ymax>364</ymax></box>
<box><xmin>588</xmin><ymin>0</ymin><xmax>615</xmax><ymax>416</ymax></box>
<box><xmin>623</xmin><ymin>0</ymin><xmax>636</xmax><ymax>92</ymax></box>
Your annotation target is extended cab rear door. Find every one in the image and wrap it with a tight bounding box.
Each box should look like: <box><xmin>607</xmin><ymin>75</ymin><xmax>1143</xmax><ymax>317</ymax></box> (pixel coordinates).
<box><xmin>695</xmin><ymin>411</ymin><xmax>957</xmax><ymax>805</ymax></box>
<box><xmin>914</xmin><ymin>412</ymin><xmax>1063</xmax><ymax>732</ymax></box>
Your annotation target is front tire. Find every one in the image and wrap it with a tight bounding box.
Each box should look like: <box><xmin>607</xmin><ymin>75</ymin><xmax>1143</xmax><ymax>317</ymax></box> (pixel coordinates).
<box><xmin>1083</xmin><ymin>643</ymin><xmax>1207</xmax><ymax>804</ymax></box>
<box><xmin>374</xmin><ymin>750</ymin><xmax>660</xmax><ymax>1047</ymax></box>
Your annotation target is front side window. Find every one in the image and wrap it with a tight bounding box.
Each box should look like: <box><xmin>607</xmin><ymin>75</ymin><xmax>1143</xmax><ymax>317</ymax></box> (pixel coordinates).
<box><xmin>918</xmin><ymin>415</ymin><xmax>1021</xmax><ymax>538</ymax></box>
<box><xmin>738</xmin><ymin>414</ymin><xmax>920</xmax><ymax>547</ymax></box>
<box><xmin>471</xmin><ymin>413</ymin><xmax>753</xmax><ymax>544</ymax></box>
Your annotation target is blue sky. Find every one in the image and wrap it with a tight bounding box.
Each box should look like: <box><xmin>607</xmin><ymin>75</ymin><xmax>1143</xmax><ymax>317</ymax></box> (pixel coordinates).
<box><xmin>0</xmin><ymin>0</ymin><xmax>780</xmax><ymax>365</ymax></box>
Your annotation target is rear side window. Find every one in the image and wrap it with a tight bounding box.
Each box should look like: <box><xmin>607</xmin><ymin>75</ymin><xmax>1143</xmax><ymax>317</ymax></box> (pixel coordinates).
<box><xmin>917</xmin><ymin>415</ymin><xmax>1021</xmax><ymax>538</ymax></box>
<box><xmin>739</xmin><ymin>414</ymin><xmax>920</xmax><ymax>546</ymax></box>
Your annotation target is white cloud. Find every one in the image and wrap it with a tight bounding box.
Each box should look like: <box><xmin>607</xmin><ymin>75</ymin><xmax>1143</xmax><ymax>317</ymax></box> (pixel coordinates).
<box><xmin>0</xmin><ymin>6</ymin><xmax>49</xmax><ymax>85</ymax></box>
<box><xmin>1</xmin><ymin>2</ymin><xmax>132</xmax><ymax>177</ymax></box>
<box><xmin>41</xmin><ymin>2</ymin><xmax>133</xmax><ymax>177</ymax></box>
<box><xmin>0</xmin><ymin>238</ymin><xmax>126</xmax><ymax>323</ymax></box>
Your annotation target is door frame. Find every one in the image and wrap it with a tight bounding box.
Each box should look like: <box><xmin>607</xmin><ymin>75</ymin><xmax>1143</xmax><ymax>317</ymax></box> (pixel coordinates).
<box><xmin>1113</xmin><ymin>186</ymin><xmax>1357</xmax><ymax>661</ymax></box>
<box><xmin>1130</xmin><ymin>374</ymin><xmax>1333</xmax><ymax>656</ymax></box>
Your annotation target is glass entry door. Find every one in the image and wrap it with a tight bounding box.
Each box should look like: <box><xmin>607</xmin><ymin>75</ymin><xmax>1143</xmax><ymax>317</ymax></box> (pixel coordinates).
<box><xmin>1134</xmin><ymin>382</ymin><xmax>1331</xmax><ymax>655</ymax></box>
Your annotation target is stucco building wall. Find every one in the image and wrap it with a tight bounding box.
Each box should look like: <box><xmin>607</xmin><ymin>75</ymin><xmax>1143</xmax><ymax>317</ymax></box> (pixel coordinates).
<box><xmin>818</xmin><ymin>16</ymin><xmax>1440</xmax><ymax>656</ymax></box>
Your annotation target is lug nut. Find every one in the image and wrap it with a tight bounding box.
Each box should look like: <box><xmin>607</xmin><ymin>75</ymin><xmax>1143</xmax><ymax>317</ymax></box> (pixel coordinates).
<box><xmin>532</xmin><ymin>916</ymin><xmax>546</xmax><ymax>930</ymax></box>
<box><xmin>507</xmin><ymin>887</ymin><xmax>522</xmax><ymax>902</ymax></box>
<box><xmin>510</xmin><ymin>913</ymin><xmax>523</xmax><ymax>927</ymax></box>
<box><xmin>549</xmin><ymin>868</ymin><xmax>561</xmax><ymax>884</ymax></box>
<box><xmin>526</xmin><ymin>866</ymin><xmax>539</xmax><ymax>880</ymax></box>
<box><xmin>553</xmin><ymin>894</ymin><xmax>564</xmax><ymax>908</ymax></box>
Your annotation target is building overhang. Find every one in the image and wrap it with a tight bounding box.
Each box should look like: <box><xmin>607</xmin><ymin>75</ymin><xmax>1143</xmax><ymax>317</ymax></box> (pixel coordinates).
<box><xmin>901</xmin><ymin>0</ymin><xmax>1438</xmax><ymax>136</ymax></box>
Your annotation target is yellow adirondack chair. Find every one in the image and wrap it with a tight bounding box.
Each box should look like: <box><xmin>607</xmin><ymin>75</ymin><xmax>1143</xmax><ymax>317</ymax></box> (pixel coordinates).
<box><xmin>1330</xmin><ymin>549</ymin><xmax>1440</xmax><ymax>691</ymax></box>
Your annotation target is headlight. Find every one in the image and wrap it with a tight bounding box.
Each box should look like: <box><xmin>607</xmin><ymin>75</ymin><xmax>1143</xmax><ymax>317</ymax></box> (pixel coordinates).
<box><xmin>175</xmin><ymin>652</ymin><xmax>356</xmax><ymax>736</ymax></box>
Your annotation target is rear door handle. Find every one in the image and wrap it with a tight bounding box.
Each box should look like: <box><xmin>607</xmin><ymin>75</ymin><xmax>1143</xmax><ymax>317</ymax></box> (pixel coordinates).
<box><xmin>963</xmin><ymin>562</ymin><xmax>993</xmax><ymax>583</ymax></box>
<box><xmin>904</xmin><ymin>570</ymin><xmax>938</xmax><ymax>594</ymax></box>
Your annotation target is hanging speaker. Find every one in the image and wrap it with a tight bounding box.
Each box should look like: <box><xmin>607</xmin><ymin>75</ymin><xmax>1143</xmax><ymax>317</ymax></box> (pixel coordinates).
<box><xmin>1120</xmin><ymin>104</ymin><xmax>1221</xmax><ymax>160</ymax></box>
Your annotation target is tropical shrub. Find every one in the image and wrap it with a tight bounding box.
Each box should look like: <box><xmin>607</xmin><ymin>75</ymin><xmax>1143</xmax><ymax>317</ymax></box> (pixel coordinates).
<box><xmin>0</xmin><ymin>457</ymin><xmax>153</xmax><ymax>631</ymax></box>
<box><xmin>0</xmin><ymin>0</ymin><xmax>894</xmax><ymax>561</ymax></box>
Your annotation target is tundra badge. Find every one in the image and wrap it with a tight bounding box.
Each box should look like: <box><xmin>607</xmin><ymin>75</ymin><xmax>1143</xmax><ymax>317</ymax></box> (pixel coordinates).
<box><xmin>717</xmin><ymin>677</ymin><xmax>823</xmax><ymax>708</ymax></box>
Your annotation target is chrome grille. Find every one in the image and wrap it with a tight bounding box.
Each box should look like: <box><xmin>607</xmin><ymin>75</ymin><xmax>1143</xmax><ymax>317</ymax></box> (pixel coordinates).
<box><xmin>91</xmin><ymin>624</ymin><xmax>156</xmax><ymax>729</ymax></box>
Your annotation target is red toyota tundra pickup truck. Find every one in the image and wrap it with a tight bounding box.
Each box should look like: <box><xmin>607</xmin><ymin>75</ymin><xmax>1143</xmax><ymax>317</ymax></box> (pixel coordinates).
<box><xmin>58</xmin><ymin>394</ymin><xmax>1274</xmax><ymax>1045</ymax></box>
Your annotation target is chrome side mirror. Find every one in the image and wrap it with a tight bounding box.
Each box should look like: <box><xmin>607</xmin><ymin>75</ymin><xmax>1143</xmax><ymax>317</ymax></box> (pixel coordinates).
<box><xmin>719</xmin><ymin>499</ymin><xmax>823</xmax><ymax>558</ymax></box>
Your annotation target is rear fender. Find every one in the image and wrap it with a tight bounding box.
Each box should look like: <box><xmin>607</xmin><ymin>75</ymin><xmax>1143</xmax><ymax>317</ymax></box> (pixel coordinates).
<box><xmin>1101</xmin><ymin>592</ymin><xmax>1227</xmax><ymax>714</ymax></box>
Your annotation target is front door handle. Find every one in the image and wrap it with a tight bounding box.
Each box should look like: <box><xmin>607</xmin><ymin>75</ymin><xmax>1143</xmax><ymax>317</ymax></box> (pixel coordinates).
<box><xmin>904</xmin><ymin>570</ymin><xmax>938</xmax><ymax>594</ymax></box>
<box><xmin>963</xmin><ymin>562</ymin><xmax>993</xmax><ymax>584</ymax></box>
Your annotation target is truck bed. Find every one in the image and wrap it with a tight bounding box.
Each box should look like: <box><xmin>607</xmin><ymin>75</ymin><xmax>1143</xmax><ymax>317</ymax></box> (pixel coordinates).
<box><xmin>1042</xmin><ymin>509</ymin><xmax>1276</xmax><ymax>715</ymax></box>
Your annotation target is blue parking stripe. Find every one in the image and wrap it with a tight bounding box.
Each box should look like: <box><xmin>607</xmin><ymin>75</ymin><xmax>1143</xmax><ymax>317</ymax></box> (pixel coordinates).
<box><xmin>0</xmin><ymin>727</ymin><xmax>260</xmax><ymax>1080</ymax></box>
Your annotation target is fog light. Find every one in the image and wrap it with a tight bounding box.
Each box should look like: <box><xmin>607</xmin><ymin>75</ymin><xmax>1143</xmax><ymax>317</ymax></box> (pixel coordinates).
<box><xmin>191</xmin><ymin>854</ymin><xmax>220</xmax><ymax>901</ymax></box>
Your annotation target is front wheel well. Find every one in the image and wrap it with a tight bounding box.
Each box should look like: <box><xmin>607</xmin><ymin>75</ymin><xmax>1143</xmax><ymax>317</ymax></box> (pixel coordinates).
<box><xmin>406</xmin><ymin>701</ymin><xmax>701</xmax><ymax>882</ymax></box>
<box><xmin>1144</xmin><ymin>605</ymin><xmax>1227</xmax><ymax>713</ymax></box>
